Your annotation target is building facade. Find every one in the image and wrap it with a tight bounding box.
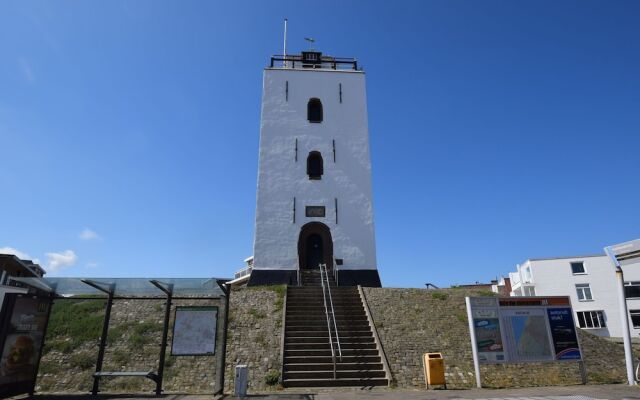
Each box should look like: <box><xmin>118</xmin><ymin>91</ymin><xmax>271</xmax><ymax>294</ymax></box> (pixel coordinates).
<box><xmin>506</xmin><ymin>254</ymin><xmax>640</xmax><ymax>338</ymax></box>
<box><xmin>248</xmin><ymin>51</ymin><xmax>381</xmax><ymax>287</ymax></box>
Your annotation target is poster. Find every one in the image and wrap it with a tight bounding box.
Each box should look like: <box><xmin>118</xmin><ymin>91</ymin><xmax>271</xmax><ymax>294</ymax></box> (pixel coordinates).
<box><xmin>547</xmin><ymin>308</ymin><xmax>581</xmax><ymax>360</ymax></box>
<box><xmin>171</xmin><ymin>307</ymin><xmax>217</xmax><ymax>356</ymax></box>
<box><xmin>0</xmin><ymin>295</ymin><xmax>50</xmax><ymax>397</ymax></box>
<box><xmin>472</xmin><ymin>308</ymin><xmax>505</xmax><ymax>363</ymax></box>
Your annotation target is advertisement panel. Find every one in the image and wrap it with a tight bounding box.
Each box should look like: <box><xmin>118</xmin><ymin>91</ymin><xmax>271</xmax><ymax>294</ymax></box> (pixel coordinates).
<box><xmin>0</xmin><ymin>294</ymin><xmax>51</xmax><ymax>397</ymax></box>
<box><xmin>547</xmin><ymin>307</ymin><xmax>581</xmax><ymax>360</ymax></box>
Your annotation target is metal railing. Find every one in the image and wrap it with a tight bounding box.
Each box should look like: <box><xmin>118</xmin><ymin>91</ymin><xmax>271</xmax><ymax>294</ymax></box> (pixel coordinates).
<box><xmin>320</xmin><ymin>262</ymin><xmax>342</xmax><ymax>379</ymax></box>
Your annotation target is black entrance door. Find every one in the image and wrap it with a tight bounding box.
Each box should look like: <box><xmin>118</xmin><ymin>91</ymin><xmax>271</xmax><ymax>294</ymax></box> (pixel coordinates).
<box><xmin>305</xmin><ymin>234</ymin><xmax>324</xmax><ymax>269</ymax></box>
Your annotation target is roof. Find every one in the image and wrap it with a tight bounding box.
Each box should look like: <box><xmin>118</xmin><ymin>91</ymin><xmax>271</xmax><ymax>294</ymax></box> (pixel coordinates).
<box><xmin>526</xmin><ymin>254</ymin><xmax>606</xmax><ymax>262</ymax></box>
<box><xmin>0</xmin><ymin>254</ymin><xmax>45</xmax><ymax>278</ymax></box>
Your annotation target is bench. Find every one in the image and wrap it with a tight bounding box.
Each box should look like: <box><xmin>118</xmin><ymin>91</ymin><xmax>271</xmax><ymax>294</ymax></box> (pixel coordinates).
<box><xmin>93</xmin><ymin>371</ymin><xmax>160</xmax><ymax>384</ymax></box>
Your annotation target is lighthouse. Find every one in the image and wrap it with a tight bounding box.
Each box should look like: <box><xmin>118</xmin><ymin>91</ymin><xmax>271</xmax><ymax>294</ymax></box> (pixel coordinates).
<box><xmin>247</xmin><ymin>51</ymin><xmax>381</xmax><ymax>287</ymax></box>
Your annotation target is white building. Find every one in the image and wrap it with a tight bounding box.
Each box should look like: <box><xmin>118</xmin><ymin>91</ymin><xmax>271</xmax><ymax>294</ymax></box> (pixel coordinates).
<box><xmin>247</xmin><ymin>51</ymin><xmax>380</xmax><ymax>287</ymax></box>
<box><xmin>507</xmin><ymin>254</ymin><xmax>640</xmax><ymax>339</ymax></box>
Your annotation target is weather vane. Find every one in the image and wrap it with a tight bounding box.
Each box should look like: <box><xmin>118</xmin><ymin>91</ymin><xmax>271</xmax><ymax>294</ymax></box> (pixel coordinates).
<box><xmin>304</xmin><ymin>37</ymin><xmax>315</xmax><ymax>50</ymax></box>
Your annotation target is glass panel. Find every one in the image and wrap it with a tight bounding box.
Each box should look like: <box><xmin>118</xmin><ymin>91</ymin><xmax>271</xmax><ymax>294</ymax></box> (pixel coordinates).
<box><xmin>630</xmin><ymin>311</ymin><xmax>640</xmax><ymax>328</ymax></box>
<box><xmin>571</xmin><ymin>262</ymin><xmax>585</xmax><ymax>274</ymax></box>
<box><xmin>586</xmin><ymin>312</ymin><xmax>594</xmax><ymax>328</ymax></box>
<box><xmin>625</xmin><ymin>285</ymin><xmax>640</xmax><ymax>299</ymax></box>
<box><xmin>597</xmin><ymin>311</ymin><xmax>606</xmax><ymax>328</ymax></box>
<box><xmin>577</xmin><ymin>312</ymin><xmax>586</xmax><ymax>328</ymax></box>
<box><xmin>584</xmin><ymin>287</ymin><xmax>592</xmax><ymax>300</ymax></box>
<box><xmin>576</xmin><ymin>287</ymin><xmax>585</xmax><ymax>301</ymax></box>
<box><xmin>10</xmin><ymin>277</ymin><xmax>227</xmax><ymax>297</ymax></box>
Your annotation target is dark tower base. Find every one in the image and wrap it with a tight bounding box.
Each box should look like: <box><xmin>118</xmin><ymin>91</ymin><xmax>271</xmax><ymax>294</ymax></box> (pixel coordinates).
<box><xmin>247</xmin><ymin>269</ymin><xmax>381</xmax><ymax>287</ymax></box>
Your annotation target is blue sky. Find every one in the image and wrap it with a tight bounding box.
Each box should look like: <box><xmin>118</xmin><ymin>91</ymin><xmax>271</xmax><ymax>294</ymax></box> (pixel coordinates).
<box><xmin>1</xmin><ymin>1</ymin><xmax>638</xmax><ymax>287</ymax></box>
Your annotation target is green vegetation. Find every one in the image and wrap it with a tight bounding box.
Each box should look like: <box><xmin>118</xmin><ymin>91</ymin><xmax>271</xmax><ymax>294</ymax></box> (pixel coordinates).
<box><xmin>430</xmin><ymin>291</ymin><xmax>449</xmax><ymax>301</ymax></box>
<box><xmin>264</xmin><ymin>369</ymin><xmax>280</xmax><ymax>386</ymax></box>
<box><xmin>69</xmin><ymin>352</ymin><xmax>95</xmax><ymax>369</ymax></box>
<box><xmin>44</xmin><ymin>299</ymin><xmax>106</xmax><ymax>353</ymax></box>
<box><xmin>249</xmin><ymin>308</ymin><xmax>266</xmax><ymax>319</ymax></box>
<box><xmin>476</xmin><ymin>290</ymin><xmax>497</xmax><ymax>297</ymax></box>
<box><xmin>456</xmin><ymin>313</ymin><xmax>468</xmax><ymax>323</ymax></box>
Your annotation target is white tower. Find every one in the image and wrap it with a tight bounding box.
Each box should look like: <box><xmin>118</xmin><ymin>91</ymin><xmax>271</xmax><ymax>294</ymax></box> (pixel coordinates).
<box><xmin>248</xmin><ymin>51</ymin><xmax>381</xmax><ymax>287</ymax></box>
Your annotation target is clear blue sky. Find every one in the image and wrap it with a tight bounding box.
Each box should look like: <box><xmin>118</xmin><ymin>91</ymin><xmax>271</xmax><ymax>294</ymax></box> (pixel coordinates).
<box><xmin>1</xmin><ymin>1</ymin><xmax>638</xmax><ymax>287</ymax></box>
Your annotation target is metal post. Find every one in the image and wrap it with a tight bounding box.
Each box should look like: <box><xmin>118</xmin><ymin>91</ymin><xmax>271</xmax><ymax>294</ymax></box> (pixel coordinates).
<box><xmin>214</xmin><ymin>280</ymin><xmax>230</xmax><ymax>395</ymax></box>
<box><xmin>605</xmin><ymin>245</ymin><xmax>636</xmax><ymax>386</ymax></box>
<box><xmin>152</xmin><ymin>281</ymin><xmax>173</xmax><ymax>396</ymax></box>
<box><xmin>616</xmin><ymin>267</ymin><xmax>635</xmax><ymax>385</ymax></box>
<box><xmin>30</xmin><ymin>295</ymin><xmax>54</xmax><ymax>396</ymax></box>
<box><xmin>92</xmin><ymin>290</ymin><xmax>114</xmax><ymax>395</ymax></box>
<box><xmin>465</xmin><ymin>297</ymin><xmax>482</xmax><ymax>388</ymax></box>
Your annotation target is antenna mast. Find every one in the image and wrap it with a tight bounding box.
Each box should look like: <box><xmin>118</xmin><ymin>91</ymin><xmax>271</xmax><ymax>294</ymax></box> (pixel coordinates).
<box><xmin>283</xmin><ymin>18</ymin><xmax>288</xmax><ymax>68</ymax></box>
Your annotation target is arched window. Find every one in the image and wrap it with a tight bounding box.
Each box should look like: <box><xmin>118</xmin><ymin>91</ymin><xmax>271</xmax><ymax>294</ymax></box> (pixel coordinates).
<box><xmin>307</xmin><ymin>151</ymin><xmax>323</xmax><ymax>180</ymax></box>
<box><xmin>307</xmin><ymin>98</ymin><xmax>323</xmax><ymax>123</ymax></box>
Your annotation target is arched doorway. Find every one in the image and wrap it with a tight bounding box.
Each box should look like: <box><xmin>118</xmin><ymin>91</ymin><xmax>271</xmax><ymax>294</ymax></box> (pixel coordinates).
<box><xmin>298</xmin><ymin>222</ymin><xmax>333</xmax><ymax>269</ymax></box>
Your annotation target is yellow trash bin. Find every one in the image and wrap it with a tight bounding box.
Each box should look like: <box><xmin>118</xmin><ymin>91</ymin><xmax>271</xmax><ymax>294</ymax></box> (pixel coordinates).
<box><xmin>423</xmin><ymin>352</ymin><xmax>446</xmax><ymax>388</ymax></box>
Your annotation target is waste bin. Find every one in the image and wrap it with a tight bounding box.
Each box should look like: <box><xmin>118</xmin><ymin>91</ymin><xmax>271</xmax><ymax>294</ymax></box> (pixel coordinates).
<box><xmin>234</xmin><ymin>364</ymin><xmax>248</xmax><ymax>397</ymax></box>
<box><xmin>423</xmin><ymin>353</ymin><xmax>446</xmax><ymax>388</ymax></box>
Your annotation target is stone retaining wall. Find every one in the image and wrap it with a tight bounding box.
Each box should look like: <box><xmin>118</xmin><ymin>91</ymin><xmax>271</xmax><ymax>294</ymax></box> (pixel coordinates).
<box><xmin>363</xmin><ymin>287</ymin><xmax>631</xmax><ymax>389</ymax></box>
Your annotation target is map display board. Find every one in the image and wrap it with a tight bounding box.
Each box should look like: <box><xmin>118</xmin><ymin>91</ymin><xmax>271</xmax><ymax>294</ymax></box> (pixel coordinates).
<box><xmin>467</xmin><ymin>297</ymin><xmax>581</xmax><ymax>364</ymax></box>
<box><xmin>171</xmin><ymin>306</ymin><xmax>217</xmax><ymax>356</ymax></box>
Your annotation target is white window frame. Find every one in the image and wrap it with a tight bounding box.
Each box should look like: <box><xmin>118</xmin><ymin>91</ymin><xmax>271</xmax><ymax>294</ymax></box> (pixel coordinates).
<box><xmin>570</xmin><ymin>261</ymin><xmax>587</xmax><ymax>275</ymax></box>
<box><xmin>577</xmin><ymin>310</ymin><xmax>606</xmax><ymax>329</ymax></box>
<box><xmin>576</xmin><ymin>283</ymin><xmax>593</xmax><ymax>301</ymax></box>
<box><xmin>624</xmin><ymin>281</ymin><xmax>640</xmax><ymax>299</ymax></box>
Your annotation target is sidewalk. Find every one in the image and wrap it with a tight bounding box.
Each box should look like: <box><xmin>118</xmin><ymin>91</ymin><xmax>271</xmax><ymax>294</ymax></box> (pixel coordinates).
<box><xmin>223</xmin><ymin>384</ymin><xmax>640</xmax><ymax>400</ymax></box>
<box><xmin>29</xmin><ymin>384</ymin><xmax>640</xmax><ymax>400</ymax></box>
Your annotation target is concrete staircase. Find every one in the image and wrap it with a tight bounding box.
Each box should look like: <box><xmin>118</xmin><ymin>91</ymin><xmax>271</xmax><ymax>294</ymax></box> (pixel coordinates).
<box><xmin>282</xmin><ymin>270</ymin><xmax>388</xmax><ymax>387</ymax></box>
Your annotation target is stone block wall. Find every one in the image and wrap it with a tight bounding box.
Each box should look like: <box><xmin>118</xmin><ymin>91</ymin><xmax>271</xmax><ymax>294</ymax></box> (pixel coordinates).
<box><xmin>224</xmin><ymin>285</ymin><xmax>285</xmax><ymax>393</ymax></box>
<box><xmin>363</xmin><ymin>287</ymin><xmax>630</xmax><ymax>389</ymax></box>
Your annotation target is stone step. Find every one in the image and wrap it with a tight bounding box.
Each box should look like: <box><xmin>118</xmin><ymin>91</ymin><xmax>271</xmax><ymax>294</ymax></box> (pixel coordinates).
<box><xmin>286</xmin><ymin>308</ymin><xmax>365</xmax><ymax>314</ymax></box>
<box><xmin>286</xmin><ymin>326</ymin><xmax>372</xmax><ymax>333</ymax></box>
<box><xmin>284</xmin><ymin>370</ymin><xmax>386</xmax><ymax>380</ymax></box>
<box><xmin>285</xmin><ymin>342</ymin><xmax>377</xmax><ymax>350</ymax></box>
<box><xmin>286</xmin><ymin>336</ymin><xmax>374</xmax><ymax>344</ymax></box>
<box><xmin>284</xmin><ymin>355</ymin><xmax>381</xmax><ymax>364</ymax></box>
<box><xmin>283</xmin><ymin>377</ymin><xmax>388</xmax><ymax>387</ymax></box>
<box><xmin>285</xmin><ymin>349</ymin><xmax>379</xmax><ymax>357</ymax></box>
<box><xmin>285</xmin><ymin>321</ymin><xmax>370</xmax><ymax>328</ymax></box>
<box><xmin>286</xmin><ymin>314</ymin><xmax>367</xmax><ymax>321</ymax></box>
<box><xmin>284</xmin><ymin>362</ymin><xmax>383</xmax><ymax>372</ymax></box>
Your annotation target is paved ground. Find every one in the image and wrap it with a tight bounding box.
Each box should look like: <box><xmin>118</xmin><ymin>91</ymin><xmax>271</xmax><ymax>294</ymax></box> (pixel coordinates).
<box><xmin>26</xmin><ymin>384</ymin><xmax>640</xmax><ymax>400</ymax></box>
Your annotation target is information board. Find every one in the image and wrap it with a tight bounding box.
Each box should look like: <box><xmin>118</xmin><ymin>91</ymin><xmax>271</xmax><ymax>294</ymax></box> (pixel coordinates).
<box><xmin>171</xmin><ymin>306</ymin><xmax>217</xmax><ymax>356</ymax></box>
<box><xmin>467</xmin><ymin>296</ymin><xmax>581</xmax><ymax>364</ymax></box>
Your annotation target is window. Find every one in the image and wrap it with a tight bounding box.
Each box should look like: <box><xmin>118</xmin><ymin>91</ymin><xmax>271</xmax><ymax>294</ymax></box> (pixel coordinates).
<box><xmin>307</xmin><ymin>151</ymin><xmax>323</xmax><ymax>179</ymax></box>
<box><xmin>577</xmin><ymin>310</ymin><xmax>606</xmax><ymax>329</ymax></box>
<box><xmin>576</xmin><ymin>284</ymin><xmax>593</xmax><ymax>301</ymax></box>
<box><xmin>523</xmin><ymin>286</ymin><xmax>536</xmax><ymax>296</ymax></box>
<box><xmin>630</xmin><ymin>310</ymin><xmax>640</xmax><ymax>328</ymax></box>
<box><xmin>570</xmin><ymin>261</ymin><xmax>586</xmax><ymax>274</ymax></box>
<box><xmin>307</xmin><ymin>98</ymin><xmax>323</xmax><ymax>123</ymax></box>
<box><xmin>624</xmin><ymin>281</ymin><xmax>640</xmax><ymax>299</ymax></box>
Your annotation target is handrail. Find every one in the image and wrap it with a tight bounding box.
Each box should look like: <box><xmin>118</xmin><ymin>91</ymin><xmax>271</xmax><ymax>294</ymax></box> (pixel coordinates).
<box><xmin>333</xmin><ymin>258</ymin><xmax>339</xmax><ymax>287</ymax></box>
<box><xmin>322</xmin><ymin>263</ymin><xmax>342</xmax><ymax>361</ymax></box>
<box><xmin>319</xmin><ymin>263</ymin><xmax>337</xmax><ymax>379</ymax></box>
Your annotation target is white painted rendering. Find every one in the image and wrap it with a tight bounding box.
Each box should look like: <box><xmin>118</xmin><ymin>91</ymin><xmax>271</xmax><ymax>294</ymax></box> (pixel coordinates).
<box><xmin>252</xmin><ymin>66</ymin><xmax>377</xmax><ymax>272</ymax></box>
<box><xmin>507</xmin><ymin>254</ymin><xmax>640</xmax><ymax>338</ymax></box>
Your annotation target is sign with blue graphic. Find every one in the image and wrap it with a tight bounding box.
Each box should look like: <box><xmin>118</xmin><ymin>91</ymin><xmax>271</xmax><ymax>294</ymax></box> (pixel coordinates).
<box><xmin>547</xmin><ymin>307</ymin><xmax>581</xmax><ymax>360</ymax></box>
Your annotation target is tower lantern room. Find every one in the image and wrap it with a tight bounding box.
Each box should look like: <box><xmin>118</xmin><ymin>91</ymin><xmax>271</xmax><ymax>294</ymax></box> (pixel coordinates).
<box><xmin>248</xmin><ymin>50</ymin><xmax>380</xmax><ymax>287</ymax></box>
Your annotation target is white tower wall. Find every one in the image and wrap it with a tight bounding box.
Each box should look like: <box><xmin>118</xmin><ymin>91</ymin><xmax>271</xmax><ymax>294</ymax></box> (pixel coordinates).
<box><xmin>249</xmin><ymin>61</ymin><xmax>380</xmax><ymax>286</ymax></box>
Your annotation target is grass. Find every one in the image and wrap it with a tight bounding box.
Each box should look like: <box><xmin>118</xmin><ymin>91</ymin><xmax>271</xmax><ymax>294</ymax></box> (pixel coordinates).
<box><xmin>430</xmin><ymin>291</ymin><xmax>449</xmax><ymax>301</ymax></box>
<box><xmin>44</xmin><ymin>299</ymin><xmax>106</xmax><ymax>352</ymax></box>
<box><xmin>69</xmin><ymin>352</ymin><xmax>95</xmax><ymax>369</ymax></box>
<box><xmin>249</xmin><ymin>308</ymin><xmax>266</xmax><ymax>319</ymax></box>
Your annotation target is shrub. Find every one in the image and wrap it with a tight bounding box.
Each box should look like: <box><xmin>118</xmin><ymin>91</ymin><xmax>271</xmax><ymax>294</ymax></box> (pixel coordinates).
<box><xmin>264</xmin><ymin>370</ymin><xmax>280</xmax><ymax>386</ymax></box>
